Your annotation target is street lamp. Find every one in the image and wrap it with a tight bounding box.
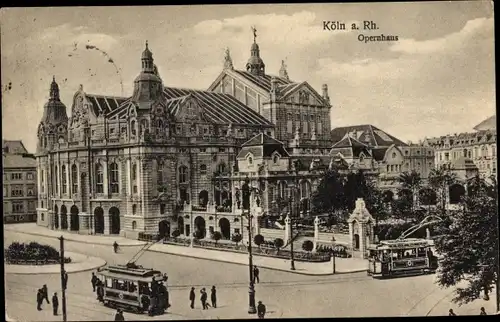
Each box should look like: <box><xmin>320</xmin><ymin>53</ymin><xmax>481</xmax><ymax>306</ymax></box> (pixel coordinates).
<box><xmin>241</xmin><ymin>179</ymin><xmax>257</xmax><ymax>314</ymax></box>
<box><xmin>288</xmin><ymin>196</ymin><xmax>296</xmax><ymax>271</ymax></box>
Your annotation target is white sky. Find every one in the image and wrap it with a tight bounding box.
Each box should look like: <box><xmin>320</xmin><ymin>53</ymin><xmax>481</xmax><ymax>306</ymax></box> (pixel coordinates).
<box><xmin>1</xmin><ymin>2</ymin><xmax>495</xmax><ymax>153</ymax></box>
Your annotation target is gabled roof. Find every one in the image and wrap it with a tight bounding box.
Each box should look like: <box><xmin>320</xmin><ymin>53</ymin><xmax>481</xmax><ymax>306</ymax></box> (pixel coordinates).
<box><xmin>473</xmin><ymin>115</ymin><xmax>496</xmax><ymax>131</ymax></box>
<box><xmin>330</xmin><ymin>124</ymin><xmax>408</xmax><ymax>148</ymax></box>
<box><xmin>85</xmin><ymin>94</ymin><xmax>129</xmax><ymax>116</ymax></box>
<box><xmin>331</xmin><ymin>135</ymin><xmax>368</xmax><ymax>149</ymax></box>
<box><xmin>242</xmin><ymin>133</ymin><xmax>284</xmax><ymax>147</ymax></box>
<box><xmin>371</xmin><ymin>148</ymin><xmax>389</xmax><ymax>161</ymax></box>
<box><xmin>3</xmin><ymin>153</ymin><xmax>37</xmax><ymax>168</ymax></box>
<box><xmin>3</xmin><ymin>140</ymin><xmax>28</xmax><ymax>154</ymax></box>
<box><xmin>163</xmin><ymin>87</ymin><xmax>273</xmax><ymax>127</ymax></box>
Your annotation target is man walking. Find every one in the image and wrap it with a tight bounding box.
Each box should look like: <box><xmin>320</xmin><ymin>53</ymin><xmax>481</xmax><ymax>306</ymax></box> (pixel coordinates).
<box><xmin>448</xmin><ymin>309</ymin><xmax>457</xmax><ymax>316</ymax></box>
<box><xmin>189</xmin><ymin>287</ymin><xmax>195</xmax><ymax>309</ymax></box>
<box><xmin>36</xmin><ymin>289</ymin><xmax>43</xmax><ymax>311</ymax></box>
<box><xmin>42</xmin><ymin>284</ymin><xmax>50</xmax><ymax>304</ymax></box>
<box><xmin>257</xmin><ymin>301</ymin><xmax>266</xmax><ymax>319</ymax></box>
<box><xmin>480</xmin><ymin>307</ymin><xmax>487</xmax><ymax>315</ymax></box>
<box><xmin>253</xmin><ymin>266</ymin><xmax>260</xmax><ymax>283</ymax></box>
<box><xmin>52</xmin><ymin>292</ymin><xmax>59</xmax><ymax>316</ymax></box>
<box><xmin>91</xmin><ymin>272</ymin><xmax>98</xmax><ymax>292</ymax></box>
<box><xmin>200</xmin><ymin>288</ymin><xmax>209</xmax><ymax>310</ymax></box>
<box><xmin>210</xmin><ymin>286</ymin><xmax>217</xmax><ymax>308</ymax></box>
<box><xmin>114</xmin><ymin>309</ymin><xmax>125</xmax><ymax>321</ymax></box>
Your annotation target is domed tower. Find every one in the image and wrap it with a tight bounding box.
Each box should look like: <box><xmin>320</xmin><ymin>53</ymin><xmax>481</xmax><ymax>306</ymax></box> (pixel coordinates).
<box><xmin>37</xmin><ymin>76</ymin><xmax>69</xmax><ymax>152</ymax></box>
<box><xmin>131</xmin><ymin>41</ymin><xmax>164</xmax><ymax>107</ymax></box>
<box><xmin>246</xmin><ymin>26</ymin><xmax>265</xmax><ymax>76</ymax></box>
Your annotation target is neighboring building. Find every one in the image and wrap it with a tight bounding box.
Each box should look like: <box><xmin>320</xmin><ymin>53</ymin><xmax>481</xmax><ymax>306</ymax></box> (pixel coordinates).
<box><xmin>3</xmin><ymin>140</ymin><xmax>38</xmax><ymax>224</ymax></box>
<box><xmin>329</xmin><ymin>125</ymin><xmax>435</xmax><ymax>200</ymax></box>
<box><xmin>35</xmin><ymin>34</ymin><xmax>333</xmax><ymax>240</ymax></box>
<box><xmin>423</xmin><ymin>117</ymin><xmax>497</xmax><ymax>180</ymax></box>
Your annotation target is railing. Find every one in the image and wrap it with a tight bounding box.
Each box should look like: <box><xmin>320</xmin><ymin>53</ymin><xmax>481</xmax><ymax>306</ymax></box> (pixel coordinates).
<box><xmin>191</xmin><ymin>205</ymin><xmax>208</xmax><ymax>211</ymax></box>
<box><xmin>5</xmin><ymin>257</ymin><xmax>72</xmax><ymax>265</ymax></box>
<box><xmin>215</xmin><ymin>206</ymin><xmax>232</xmax><ymax>213</ymax></box>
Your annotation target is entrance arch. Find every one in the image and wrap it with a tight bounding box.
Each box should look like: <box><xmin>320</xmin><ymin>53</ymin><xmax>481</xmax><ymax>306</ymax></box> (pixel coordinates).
<box><xmin>194</xmin><ymin>216</ymin><xmax>206</xmax><ymax>238</ymax></box>
<box><xmin>449</xmin><ymin>184</ymin><xmax>465</xmax><ymax>204</ymax></box>
<box><xmin>354</xmin><ymin>234</ymin><xmax>360</xmax><ymax>250</ymax></box>
<box><xmin>219</xmin><ymin>217</ymin><xmax>231</xmax><ymax>240</ymax></box>
<box><xmin>60</xmin><ymin>205</ymin><xmax>68</xmax><ymax>230</ymax></box>
<box><xmin>109</xmin><ymin>207</ymin><xmax>121</xmax><ymax>235</ymax></box>
<box><xmin>177</xmin><ymin>216</ymin><xmax>185</xmax><ymax>235</ymax></box>
<box><xmin>70</xmin><ymin>205</ymin><xmax>79</xmax><ymax>231</ymax></box>
<box><xmin>54</xmin><ymin>205</ymin><xmax>59</xmax><ymax>229</ymax></box>
<box><xmin>159</xmin><ymin>220</ymin><xmax>171</xmax><ymax>238</ymax></box>
<box><xmin>94</xmin><ymin>207</ymin><xmax>104</xmax><ymax>234</ymax></box>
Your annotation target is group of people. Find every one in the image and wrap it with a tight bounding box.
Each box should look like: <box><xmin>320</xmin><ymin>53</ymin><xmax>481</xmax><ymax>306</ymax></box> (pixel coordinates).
<box><xmin>449</xmin><ymin>307</ymin><xmax>488</xmax><ymax>316</ymax></box>
<box><xmin>189</xmin><ymin>286</ymin><xmax>217</xmax><ymax>310</ymax></box>
<box><xmin>36</xmin><ymin>284</ymin><xmax>59</xmax><ymax>316</ymax></box>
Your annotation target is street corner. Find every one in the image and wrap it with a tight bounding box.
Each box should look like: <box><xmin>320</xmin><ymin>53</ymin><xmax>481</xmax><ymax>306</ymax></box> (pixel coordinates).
<box><xmin>5</xmin><ymin>251</ymin><xmax>107</xmax><ymax>275</ymax></box>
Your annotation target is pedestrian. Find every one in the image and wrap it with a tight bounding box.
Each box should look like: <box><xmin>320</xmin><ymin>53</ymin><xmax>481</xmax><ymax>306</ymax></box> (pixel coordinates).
<box><xmin>211</xmin><ymin>286</ymin><xmax>217</xmax><ymax>308</ymax></box>
<box><xmin>480</xmin><ymin>307</ymin><xmax>487</xmax><ymax>315</ymax></box>
<box><xmin>91</xmin><ymin>272</ymin><xmax>98</xmax><ymax>292</ymax></box>
<box><xmin>189</xmin><ymin>287</ymin><xmax>195</xmax><ymax>309</ymax></box>
<box><xmin>200</xmin><ymin>288</ymin><xmax>209</xmax><ymax>310</ymax></box>
<box><xmin>42</xmin><ymin>284</ymin><xmax>50</xmax><ymax>304</ymax></box>
<box><xmin>257</xmin><ymin>301</ymin><xmax>266</xmax><ymax>319</ymax></box>
<box><xmin>449</xmin><ymin>309</ymin><xmax>456</xmax><ymax>316</ymax></box>
<box><xmin>36</xmin><ymin>289</ymin><xmax>43</xmax><ymax>311</ymax></box>
<box><xmin>96</xmin><ymin>281</ymin><xmax>104</xmax><ymax>302</ymax></box>
<box><xmin>52</xmin><ymin>292</ymin><xmax>59</xmax><ymax>316</ymax></box>
<box><xmin>253</xmin><ymin>266</ymin><xmax>260</xmax><ymax>284</ymax></box>
<box><xmin>114</xmin><ymin>309</ymin><xmax>125</xmax><ymax>321</ymax></box>
<box><xmin>163</xmin><ymin>273</ymin><xmax>168</xmax><ymax>283</ymax></box>
<box><xmin>113</xmin><ymin>241</ymin><xmax>119</xmax><ymax>253</ymax></box>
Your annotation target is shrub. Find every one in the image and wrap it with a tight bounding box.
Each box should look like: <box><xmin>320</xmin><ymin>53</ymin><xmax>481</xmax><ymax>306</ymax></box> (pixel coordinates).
<box><xmin>5</xmin><ymin>242</ymin><xmax>72</xmax><ymax>265</ymax></box>
<box><xmin>193</xmin><ymin>230</ymin><xmax>204</xmax><ymax>240</ymax></box>
<box><xmin>274</xmin><ymin>238</ymin><xmax>284</xmax><ymax>254</ymax></box>
<box><xmin>211</xmin><ymin>231</ymin><xmax>222</xmax><ymax>244</ymax></box>
<box><xmin>302</xmin><ymin>240</ymin><xmax>314</xmax><ymax>253</ymax></box>
<box><xmin>171</xmin><ymin>229</ymin><xmax>181</xmax><ymax>238</ymax></box>
<box><xmin>231</xmin><ymin>233</ymin><xmax>242</xmax><ymax>246</ymax></box>
<box><xmin>254</xmin><ymin>234</ymin><xmax>264</xmax><ymax>248</ymax></box>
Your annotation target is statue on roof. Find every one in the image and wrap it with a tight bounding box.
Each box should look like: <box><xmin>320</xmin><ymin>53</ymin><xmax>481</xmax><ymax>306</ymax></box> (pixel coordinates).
<box><xmin>251</xmin><ymin>26</ymin><xmax>257</xmax><ymax>43</ymax></box>
<box><xmin>223</xmin><ymin>47</ymin><xmax>234</xmax><ymax>70</ymax></box>
<box><xmin>279</xmin><ymin>59</ymin><xmax>289</xmax><ymax>81</ymax></box>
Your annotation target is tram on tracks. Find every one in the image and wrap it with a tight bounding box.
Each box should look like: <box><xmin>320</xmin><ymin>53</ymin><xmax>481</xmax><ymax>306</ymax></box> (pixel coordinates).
<box><xmin>367</xmin><ymin>238</ymin><xmax>438</xmax><ymax>278</ymax></box>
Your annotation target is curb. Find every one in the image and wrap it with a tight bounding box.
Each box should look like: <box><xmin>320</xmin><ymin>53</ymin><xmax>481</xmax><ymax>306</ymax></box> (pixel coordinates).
<box><xmin>5</xmin><ymin>256</ymin><xmax>107</xmax><ymax>275</ymax></box>
<box><xmin>5</xmin><ymin>229</ymin><xmax>147</xmax><ymax>247</ymax></box>
<box><xmin>147</xmin><ymin>248</ymin><xmax>367</xmax><ymax>276</ymax></box>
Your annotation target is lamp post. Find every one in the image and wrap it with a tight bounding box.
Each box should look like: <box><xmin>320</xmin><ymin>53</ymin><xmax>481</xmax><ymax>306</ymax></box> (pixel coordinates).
<box><xmin>288</xmin><ymin>196</ymin><xmax>296</xmax><ymax>271</ymax></box>
<box><xmin>242</xmin><ymin>179</ymin><xmax>257</xmax><ymax>314</ymax></box>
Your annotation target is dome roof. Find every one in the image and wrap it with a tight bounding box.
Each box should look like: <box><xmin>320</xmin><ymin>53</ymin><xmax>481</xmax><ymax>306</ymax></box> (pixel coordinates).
<box><xmin>134</xmin><ymin>72</ymin><xmax>162</xmax><ymax>83</ymax></box>
<box><xmin>42</xmin><ymin>100</ymin><xmax>68</xmax><ymax>125</ymax></box>
<box><xmin>247</xmin><ymin>55</ymin><xmax>265</xmax><ymax>66</ymax></box>
<box><xmin>142</xmin><ymin>41</ymin><xmax>153</xmax><ymax>60</ymax></box>
<box><xmin>251</xmin><ymin>42</ymin><xmax>260</xmax><ymax>51</ymax></box>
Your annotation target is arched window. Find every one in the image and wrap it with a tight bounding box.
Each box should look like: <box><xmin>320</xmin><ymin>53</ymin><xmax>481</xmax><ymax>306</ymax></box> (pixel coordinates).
<box><xmin>157</xmin><ymin>161</ymin><xmax>164</xmax><ymax>186</ymax></box>
<box><xmin>273</xmin><ymin>154</ymin><xmax>279</xmax><ymax>164</ymax></box>
<box><xmin>199</xmin><ymin>164</ymin><xmax>207</xmax><ymax>175</ymax></box>
<box><xmin>279</xmin><ymin>181</ymin><xmax>288</xmax><ymax>199</ymax></box>
<box><xmin>179</xmin><ymin>166</ymin><xmax>188</xmax><ymax>183</ymax></box>
<box><xmin>95</xmin><ymin>163</ymin><xmax>104</xmax><ymax>193</ymax></box>
<box><xmin>61</xmin><ymin>165</ymin><xmax>67</xmax><ymax>194</ymax></box>
<box><xmin>109</xmin><ymin>162</ymin><xmax>119</xmax><ymax>193</ymax></box>
<box><xmin>132</xmin><ymin>163</ymin><xmax>137</xmax><ymax>181</ymax></box>
<box><xmin>132</xmin><ymin>221</ymin><xmax>137</xmax><ymax>230</ymax></box>
<box><xmin>392</xmin><ymin>152</ymin><xmax>396</xmax><ymax>158</ymax></box>
<box><xmin>58</xmin><ymin>136</ymin><xmax>65</xmax><ymax>144</ymax></box>
<box><xmin>132</xmin><ymin>204</ymin><xmax>137</xmax><ymax>215</ymax></box>
<box><xmin>71</xmin><ymin>164</ymin><xmax>78</xmax><ymax>194</ymax></box>
<box><xmin>156</xmin><ymin>119</ymin><xmax>163</xmax><ymax>136</ymax></box>
<box><xmin>218</xmin><ymin>163</ymin><xmax>226</xmax><ymax>174</ymax></box>
<box><xmin>247</xmin><ymin>156</ymin><xmax>253</xmax><ymax>165</ymax></box>
<box><xmin>54</xmin><ymin>165</ymin><xmax>59</xmax><ymax>194</ymax></box>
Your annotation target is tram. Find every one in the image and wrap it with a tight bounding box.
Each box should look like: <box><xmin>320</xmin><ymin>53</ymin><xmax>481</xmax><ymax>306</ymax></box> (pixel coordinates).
<box><xmin>366</xmin><ymin>238</ymin><xmax>438</xmax><ymax>278</ymax></box>
<box><xmin>96</xmin><ymin>264</ymin><xmax>169</xmax><ymax>314</ymax></box>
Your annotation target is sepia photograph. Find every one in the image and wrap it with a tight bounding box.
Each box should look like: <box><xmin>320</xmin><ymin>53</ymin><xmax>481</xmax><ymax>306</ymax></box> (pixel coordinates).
<box><xmin>1</xmin><ymin>1</ymin><xmax>498</xmax><ymax>320</ymax></box>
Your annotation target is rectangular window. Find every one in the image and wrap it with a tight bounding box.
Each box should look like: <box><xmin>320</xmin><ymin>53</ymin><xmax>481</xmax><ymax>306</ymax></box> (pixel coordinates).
<box><xmin>11</xmin><ymin>173</ymin><xmax>22</xmax><ymax>180</ymax></box>
<box><xmin>12</xmin><ymin>202</ymin><xmax>24</xmax><ymax>213</ymax></box>
<box><xmin>27</xmin><ymin>173</ymin><xmax>34</xmax><ymax>180</ymax></box>
<box><xmin>199</xmin><ymin>148</ymin><xmax>207</xmax><ymax>153</ymax></box>
<box><xmin>27</xmin><ymin>185</ymin><xmax>35</xmax><ymax>196</ymax></box>
<box><xmin>246</xmin><ymin>89</ymin><xmax>257</xmax><ymax>111</ymax></box>
<box><xmin>317</xmin><ymin>122</ymin><xmax>322</xmax><ymax>134</ymax></box>
<box><xmin>234</xmin><ymin>228</ymin><xmax>240</xmax><ymax>235</ymax></box>
<box><xmin>302</xmin><ymin>121</ymin><xmax>308</xmax><ymax>134</ymax></box>
<box><xmin>219</xmin><ymin>148</ymin><xmax>226</xmax><ymax>153</ymax></box>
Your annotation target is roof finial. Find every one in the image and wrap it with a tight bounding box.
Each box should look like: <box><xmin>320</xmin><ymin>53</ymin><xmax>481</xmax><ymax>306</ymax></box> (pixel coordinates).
<box><xmin>279</xmin><ymin>59</ymin><xmax>289</xmax><ymax>81</ymax></box>
<box><xmin>52</xmin><ymin>75</ymin><xmax>56</xmax><ymax>82</ymax></box>
<box><xmin>145</xmin><ymin>40</ymin><xmax>149</xmax><ymax>49</ymax></box>
<box><xmin>251</xmin><ymin>26</ymin><xmax>257</xmax><ymax>43</ymax></box>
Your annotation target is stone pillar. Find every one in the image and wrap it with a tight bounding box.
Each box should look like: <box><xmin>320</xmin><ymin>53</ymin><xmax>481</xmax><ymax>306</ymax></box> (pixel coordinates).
<box><xmin>126</xmin><ymin>158</ymin><xmax>131</xmax><ymax>195</ymax></box>
<box><xmin>348</xmin><ymin>222</ymin><xmax>354</xmax><ymax>250</ymax></box>
<box><xmin>313</xmin><ymin>216</ymin><xmax>320</xmax><ymax>251</ymax></box>
<box><xmin>104</xmin><ymin>214</ymin><xmax>110</xmax><ymax>235</ymax></box>
<box><xmin>66</xmin><ymin>213</ymin><xmax>72</xmax><ymax>231</ymax></box>
<box><xmin>426</xmin><ymin>228</ymin><xmax>431</xmax><ymax>240</ymax></box>
<box><xmin>103</xmin><ymin>161</ymin><xmax>109</xmax><ymax>196</ymax></box>
<box><xmin>205</xmin><ymin>219</ymin><xmax>211</xmax><ymax>239</ymax></box>
<box><xmin>284</xmin><ymin>215</ymin><xmax>291</xmax><ymax>243</ymax></box>
<box><xmin>79</xmin><ymin>212</ymin><xmax>89</xmax><ymax>232</ymax></box>
<box><xmin>49</xmin><ymin>210</ymin><xmax>54</xmax><ymax>230</ymax></box>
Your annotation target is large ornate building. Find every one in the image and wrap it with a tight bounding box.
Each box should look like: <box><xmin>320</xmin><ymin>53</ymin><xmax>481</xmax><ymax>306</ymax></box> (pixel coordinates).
<box><xmin>35</xmin><ymin>34</ymin><xmax>333</xmax><ymax>240</ymax></box>
<box><xmin>3</xmin><ymin>140</ymin><xmax>38</xmax><ymax>224</ymax></box>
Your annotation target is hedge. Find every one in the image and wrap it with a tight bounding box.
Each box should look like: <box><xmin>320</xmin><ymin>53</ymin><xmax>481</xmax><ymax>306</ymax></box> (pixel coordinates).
<box><xmin>5</xmin><ymin>242</ymin><xmax>72</xmax><ymax>265</ymax></box>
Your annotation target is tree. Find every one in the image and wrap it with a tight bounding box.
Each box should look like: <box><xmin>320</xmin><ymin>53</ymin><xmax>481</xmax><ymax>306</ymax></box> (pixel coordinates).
<box><xmin>274</xmin><ymin>238</ymin><xmax>284</xmax><ymax>255</ymax></box>
<box><xmin>428</xmin><ymin>167</ymin><xmax>457</xmax><ymax>213</ymax></box>
<box><xmin>231</xmin><ymin>233</ymin><xmax>242</xmax><ymax>247</ymax></box>
<box><xmin>397</xmin><ymin>170</ymin><xmax>422</xmax><ymax>213</ymax></box>
<box><xmin>211</xmin><ymin>231</ymin><xmax>222</xmax><ymax>245</ymax></box>
<box><xmin>254</xmin><ymin>234</ymin><xmax>265</xmax><ymax>250</ymax></box>
<box><xmin>433</xmin><ymin>176</ymin><xmax>499</xmax><ymax>305</ymax></box>
<box><xmin>302</xmin><ymin>240</ymin><xmax>314</xmax><ymax>253</ymax></box>
<box><xmin>310</xmin><ymin>169</ymin><xmax>346</xmax><ymax>216</ymax></box>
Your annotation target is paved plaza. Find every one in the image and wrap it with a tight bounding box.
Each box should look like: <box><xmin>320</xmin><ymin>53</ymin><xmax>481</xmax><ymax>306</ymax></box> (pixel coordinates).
<box><xmin>5</xmin><ymin>228</ymin><xmax>497</xmax><ymax>320</ymax></box>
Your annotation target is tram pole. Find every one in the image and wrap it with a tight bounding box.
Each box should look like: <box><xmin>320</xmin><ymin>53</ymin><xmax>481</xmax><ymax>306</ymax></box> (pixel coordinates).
<box><xmin>59</xmin><ymin>236</ymin><xmax>68</xmax><ymax>322</ymax></box>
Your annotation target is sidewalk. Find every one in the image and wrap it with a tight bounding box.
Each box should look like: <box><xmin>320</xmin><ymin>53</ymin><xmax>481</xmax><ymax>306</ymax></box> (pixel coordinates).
<box><xmin>5</xmin><ymin>251</ymin><xmax>107</xmax><ymax>275</ymax></box>
<box><xmin>148</xmin><ymin>243</ymin><xmax>368</xmax><ymax>276</ymax></box>
<box><xmin>4</xmin><ymin>223</ymin><xmax>147</xmax><ymax>246</ymax></box>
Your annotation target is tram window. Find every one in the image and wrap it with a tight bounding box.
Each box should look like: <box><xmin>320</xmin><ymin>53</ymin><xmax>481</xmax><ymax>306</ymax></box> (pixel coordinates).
<box><xmin>106</xmin><ymin>278</ymin><xmax>113</xmax><ymax>288</ymax></box>
<box><xmin>128</xmin><ymin>281</ymin><xmax>138</xmax><ymax>293</ymax></box>
<box><xmin>417</xmin><ymin>248</ymin><xmax>426</xmax><ymax>256</ymax></box>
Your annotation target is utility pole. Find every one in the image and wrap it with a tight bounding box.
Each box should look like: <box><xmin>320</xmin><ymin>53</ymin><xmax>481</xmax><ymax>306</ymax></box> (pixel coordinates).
<box><xmin>59</xmin><ymin>236</ymin><xmax>68</xmax><ymax>322</ymax></box>
<box><xmin>242</xmin><ymin>179</ymin><xmax>256</xmax><ymax>314</ymax></box>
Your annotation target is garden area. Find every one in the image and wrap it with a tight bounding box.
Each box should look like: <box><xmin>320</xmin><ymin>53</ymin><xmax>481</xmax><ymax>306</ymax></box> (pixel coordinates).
<box><xmin>162</xmin><ymin>229</ymin><xmax>333</xmax><ymax>263</ymax></box>
<box><xmin>4</xmin><ymin>242</ymin><xmax>72</xmax><ymax>265</ymax></box>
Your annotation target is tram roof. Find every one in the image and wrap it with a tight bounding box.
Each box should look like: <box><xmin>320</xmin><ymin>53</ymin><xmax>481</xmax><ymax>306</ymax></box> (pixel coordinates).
<box><xmin>368</xmin><ymin>238</ymin><xmax>430</xmax><ymax>250</ymax></box>
<box><xmin>98</xmin><ymin>264</ymin><xmax>163</xmax><ymax>280</ymax></box>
